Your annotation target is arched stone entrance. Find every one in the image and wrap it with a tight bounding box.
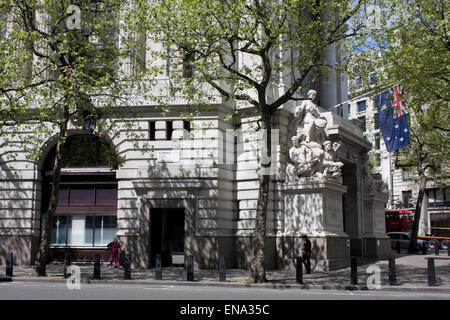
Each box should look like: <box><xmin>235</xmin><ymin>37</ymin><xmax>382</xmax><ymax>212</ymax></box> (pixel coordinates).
<box><xmin>39</xmin><ymin>134</ymin><xmax>119</xmax><ymax>262</ymax></box>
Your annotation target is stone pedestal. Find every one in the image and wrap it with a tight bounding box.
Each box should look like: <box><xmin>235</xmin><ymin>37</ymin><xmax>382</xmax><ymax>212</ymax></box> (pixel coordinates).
<box><xmin>363</xmin><ymin>192</ymin><xmax>391</xmax><ymax>259</ymax></box>
<box><xmin>277</xmin><ymin>179</ymin><xmax>350</xmax><ymax>271</ymax></box>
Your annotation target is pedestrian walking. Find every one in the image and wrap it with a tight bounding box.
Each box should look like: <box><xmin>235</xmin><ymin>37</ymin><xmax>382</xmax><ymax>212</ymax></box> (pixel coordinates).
<box><xmin>107</xmin><ymin>237</ymin><xmax>121</xmax><ymax>269</ymax></box>
<box><xmin>301</xmin><ymin>235</ymin><xmax>312</xmax><ymax>274</ymax></box>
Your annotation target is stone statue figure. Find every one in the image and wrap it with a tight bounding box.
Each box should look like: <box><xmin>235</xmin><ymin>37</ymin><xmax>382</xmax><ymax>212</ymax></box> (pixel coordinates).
<box><xmin>361</xmin><ymin>153</ymin><xmax>388</xmax><ymax>194</ymax></box>
<box><xmin>322</xmin><ymin>140</ymin><xmax>344</xmax><ymax>182</ymax></box>
<box><xmin>291</xmin><ymin>89</ymin><xmax>328</xmax><ymax>145</ymax></box>
<box><xmin>285</xmin><ymin>89</ymin><xmax>344</xmax><ymax>183</ymax></box>
<box><xmin>286</xmin><ymin>133</ymin><xmax>313</xmax><ymax>180</ymax></box>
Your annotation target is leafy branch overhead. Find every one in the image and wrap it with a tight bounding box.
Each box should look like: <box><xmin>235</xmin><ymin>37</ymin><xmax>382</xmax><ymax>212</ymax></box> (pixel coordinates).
<box><xmin>136</xmin><ymin>0</ymin><xmax>368</xmax><ymax>115</ymax></box>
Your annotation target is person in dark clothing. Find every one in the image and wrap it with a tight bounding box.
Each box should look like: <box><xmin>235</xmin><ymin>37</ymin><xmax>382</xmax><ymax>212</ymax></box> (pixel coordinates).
<box><xmin>107</xmin><ymin>237</ymin><xmax>121</xmax><ymax>268</ymax></box>
<box><xmin>301</xmin><ymin>235</ymin><xmax>312</xmax><ymax>274</ymax></box>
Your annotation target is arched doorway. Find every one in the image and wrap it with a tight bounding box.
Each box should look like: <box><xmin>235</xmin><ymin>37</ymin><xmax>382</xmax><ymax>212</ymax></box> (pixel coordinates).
<box><xmin>40</xmin><ymin>135</ymin><xmax>119</xmax><ymax>262</ymax></box>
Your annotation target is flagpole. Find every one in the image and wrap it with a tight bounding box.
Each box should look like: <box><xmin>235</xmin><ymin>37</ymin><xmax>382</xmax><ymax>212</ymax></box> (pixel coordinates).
<box><xmin>389</xmin><ymin>152</ymin><xmax>394</xmax><ymax>209</ymax></box>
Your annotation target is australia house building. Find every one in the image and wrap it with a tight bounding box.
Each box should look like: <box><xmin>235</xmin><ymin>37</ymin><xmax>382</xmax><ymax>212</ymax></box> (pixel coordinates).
<box><xmin>0</xmin><ymin>6</ymin><xmax>391</xmax><ymax>271</ymax></box>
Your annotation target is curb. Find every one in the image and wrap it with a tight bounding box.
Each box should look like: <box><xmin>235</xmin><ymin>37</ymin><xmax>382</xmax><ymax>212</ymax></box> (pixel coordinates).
<box><xmin>9</xmin><ymin>276</ymin><xmax>450</xmax><ymax>292</ymax></box>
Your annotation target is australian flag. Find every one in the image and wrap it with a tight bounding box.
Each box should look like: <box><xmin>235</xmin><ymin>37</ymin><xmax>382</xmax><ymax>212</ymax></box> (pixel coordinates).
<box><xmin>374</xmin><ymin>85</ymin><xmax>410</xmax><ymax>152</ymax></box>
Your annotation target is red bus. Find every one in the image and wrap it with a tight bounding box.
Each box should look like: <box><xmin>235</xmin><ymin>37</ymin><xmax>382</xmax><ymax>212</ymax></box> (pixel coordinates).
<box><xmin>385</xmin><ymin>209</ymin><xmax>414</xmax><ymax>233</ymax></box>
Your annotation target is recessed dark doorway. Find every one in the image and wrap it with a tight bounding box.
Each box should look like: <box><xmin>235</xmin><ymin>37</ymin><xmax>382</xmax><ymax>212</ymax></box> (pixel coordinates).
<box><xmin>150</xmin><ymin>208</ymin><xmax>185</xmax><ymax>267</ymax></box>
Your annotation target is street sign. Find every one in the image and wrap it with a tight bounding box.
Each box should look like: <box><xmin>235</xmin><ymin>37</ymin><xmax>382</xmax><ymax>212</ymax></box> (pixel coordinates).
<box><xmin>155</xmin><ymin>150</ymin><xmax>180</xmax><ymax>163</ymax></box>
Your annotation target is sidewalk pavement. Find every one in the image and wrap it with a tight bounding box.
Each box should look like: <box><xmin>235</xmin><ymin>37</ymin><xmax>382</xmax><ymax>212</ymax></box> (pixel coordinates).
<box><xmin>2</xmin><ymin>251</ymin><xmax>450</xmax><ymax>292</ymax></box>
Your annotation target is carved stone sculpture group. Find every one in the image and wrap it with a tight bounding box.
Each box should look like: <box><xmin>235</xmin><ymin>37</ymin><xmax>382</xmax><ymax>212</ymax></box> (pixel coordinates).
<box><xmin>286</xmin><ymin>89</ymin><xmax>344</xmax><ymax>183</ymax></box>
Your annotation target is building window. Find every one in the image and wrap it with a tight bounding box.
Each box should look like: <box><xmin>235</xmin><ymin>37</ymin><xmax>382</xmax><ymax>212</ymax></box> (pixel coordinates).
<box><xmin>355</xmin><ymin>77</ymin><xmax>362</xmax><ymax>89</ymax></box>
<box><xmin>430</xmin><ymin>213</ymin><xmax>450</xmax><ymax>236</ymax></box>
<box><xmin>51</xmin><ymin>214</ymin><xmax>117</xmax><ymax>247</ymax></box>
<box><xmin>402</xmin><ymin>190</ymin><xmax>413</xmax><ymax>209</ymax></box>
<box><xmin>43</xmin><ymin>135</ymin><xmax>118</xmax><ymax>170</ymax></box>
<box><xmin>183</xmin><ymin>120</ymin><xmax>191</xmax><ymax>132</ymax></box>
<box><xmin>81</xmin><ymin>2</ymin><xmax>117</xmax><ymax>79</ymax></box>
<box><xmin>0</xmin><ymin>10</ymin><xmax>6</xmax><ymax>39</ymax></box>
<box><xmin>182</xmin><ymin>50</ymin><xmax>194</xmax><ymax>78</ymax></box>
<box><xmin>357</xmin><ymin>100</ymin><xmax>367</xmax><ymax>112</ymax></box>
<box><xmin>369</xmin><ymin>72</ymin><xmax>378</xmax><ymax>84</ymax></box>
<box><xmin>402</xmin><ymin>167</ymin><xmax>414</xmax><ymax>181</ymax></box>
<box><xmin>375</xmin><ymin>133</ymin><xmax>381</xmax><ymax>150</ymax></box>
<box><xmin>374</xmin><ymin>113</ymin><xmax>379</xmax><ymax>130</ymax></box>
<box><xmin>427</xmin><ymin>189</ymin><xmax>450</xmax><ymax>207</ymax></box>
<box><xmin>359</xmin><ymin>116</ymin><xmax>366</xmax><ymax>132</ymax></box>
<box><xmin>166</xmin><ymin>120</ymin><xmax>174</xmax><ymax>140</ymax></box>
<box><xmin>149</xmin><ymin>121</ymin><xmax>156</xmax><ymax>141</ymax></box>
<box><xmin>347</xmin><ymin>104</ymin><xmax>351</xmax><ymax>117</ymax></box>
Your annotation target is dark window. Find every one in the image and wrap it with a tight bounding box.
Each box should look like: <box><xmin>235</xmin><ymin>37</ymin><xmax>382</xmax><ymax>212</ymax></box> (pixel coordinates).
<box><xmin>182</xmin><ymin>50</ymin><xmax>194</xmax><ymax>78</ymax></box>
<box><xmin>95</xmin><ymin>185</ymin><xmax>118</xmax><ymax>206</ymax></box>
<box><xmin>0</xmin><ymin>11</ymin><xmax>6</xmax><ymax>39</ymax></box>
<box><xmin>426</xmin><ymin>189</ymin><xmax>450</xmax><ymax>208</ymax></box>
<box><xmin>81</xmin><ymin>2</ymin><xmax>117</xmax><ymax>79</ymax></box>
<box><xmin>374</xmin><ymin>113</ymin><xmax>379</xmax><ymax>129</ymax></box>
<box><xmin>149</xmin><ymin>121</ymin><xmax>156</xmax><ymax>141</ymax></box>
<box><xmin>70</xmin><ymin>186</ymin><xmax>96</xmax><ymax>206</ymax></box>
<box><xmin>58</xmin><ymin>186</ymin><xmax>69</xmax><ymax>206</ymax></box>
<box><xmin>436</xmin><ymin>189</ymin><xmax>444</xmax><ymax>207</ymax></box>
<box><xmin>402</xmin><ymin>190</ymin><xmax>413</xmax><ymax>209</ymax></box>
<box><xmin>402</xmin><ymin>167</ymin><xmax>413</xmax><ymax>181</ymax></box>
<box><xmin>369</xmin><ymin>72</ymin><xmax>377</xmax><ymax>84</ymax></box>
<box><xmin>446</xmin><ymin>189</ymin><xmax>450</xmax><ymax>207</ymax></box>
<box><xmin>375</xmin><ymin>133</ymin><xmax>381</xmax><ymax>150</ymax></box>
<box><xmin>401</xmin><ymin>234</ymin><xmax>410</xmax><ymax>240</ymax></box>
<box><xmin>183</xmin><ymin>120</ymin><xmax>191</xmax><ymax>132</ymax></box>
<box><xmin>427</xmin><ymin>190</ymin><xmax>435</xmax><ymax>207</ymax></box>
<box><xmin>44</xmin><ymin>135</ymin><xmax>117</xmax><ymax>170</ymax></box>
<box><xmin>347</xmin><ymin>104</ymin><xmax>351</xmax><ymax>117</ymax></box>
<box><xmin>355</xmin><ymin>77</ymin><xmax>362</xmax><ymax>89</ymax></box>
<box><xmin>359</xmin><ymin>116</ymin><xmax>366</xmax><ymax>132</ymax></box>
<box><xmin>357</xmin><ymin>100</ymin><xmax>367</xmax><ymax>112</ymax></box>
<box><xmin>167</xmin><ymin>120</ymin><xmax>173</xmax><ymax>140</ymax></box>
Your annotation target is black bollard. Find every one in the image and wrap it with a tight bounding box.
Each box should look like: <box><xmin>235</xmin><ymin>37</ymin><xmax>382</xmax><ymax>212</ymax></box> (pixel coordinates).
<box><xmin>435</xmin><ymin>242</ymin><xmax>440</xmax><ymax>256</ymax></box>
<box><xmin>124</xmin><ymin>253</ymin><xmax>131</xmax><ymax>280</ymax></box>
<box><xmin>350</xmin><ymin>256</ymin><xmax>358</xmax><ymax>285</ymax></box>
<box><xmin>389</xmin><ymin>256</ymin><xmax>397</xmax><ymax>286</ymax></box>
<box><xmin>219</xmin><ymin>254</ymin><xmax>226</xmax><ymax>282</ymax></box>
<box><xmin>6</xmin><ymin>252</ymin><xmax>13</xmax><ymax>277</ymax></box>
<box><xmin>63</xmin><ymin>252</ymin><xmax>71</xmax><ymax>279</ymax></box>
<box><xmin>93</xmin><ymin>254</ymin><xmax>101</xmax><ymax>279</ymax></box>
<box><xmin>296</xmin><ymin>257</ymin><xmax>303</xmax><ymax>284</ymax></box>
<box><xmin>422</xmin><ymin>243</ymin><xmax>428</xmax><ymax>255</ymax></box>
<box><xmin>155</xmin><ymin>254</ymin><xmax>162</xmax><ymax>280</ymax></box>
<box><xmin>427</xmin><ymin>258</ymin><xmax>437</xmax><ymax>286</ymax></box>
<box><xmin>187</xmin><ymin>255</ymin><xmax>194</xmax><ymax>281</ymax></box>
<box><xmin>396</xmin><ymin>240</ymin><xmax>401</xmax><ymax>253</ymax></box>
<box><xmin>448</xmin><ymin>243</ymin><xmax>450</xmax><ymax>256</ymax></box>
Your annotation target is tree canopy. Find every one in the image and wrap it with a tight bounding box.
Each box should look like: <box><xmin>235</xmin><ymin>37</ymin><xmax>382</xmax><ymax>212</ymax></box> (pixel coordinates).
<box><xmin>349</xmin><ymin>0</ymin><xmax>449</xmax><ymax>251</ymax></box>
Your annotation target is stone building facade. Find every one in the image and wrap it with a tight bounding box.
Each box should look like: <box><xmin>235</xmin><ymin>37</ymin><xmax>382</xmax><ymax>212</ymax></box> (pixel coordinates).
<box><xmin>0</xmin><ymin>90</ymin><xmax>392</xmax><ymax>270</ymax></box>
<box><xmin>0</xmin><ymin>9</ymin><xmax>391</xmax><ymax>270</ymax></box>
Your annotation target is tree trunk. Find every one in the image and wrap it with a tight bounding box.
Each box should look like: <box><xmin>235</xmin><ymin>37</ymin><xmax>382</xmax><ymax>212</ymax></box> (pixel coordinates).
<box><xmin>248</xmin><ymin>111</ymin><xmax>273</xmax><ymax>283</ymax></box>
<box><xmin>34</xmin><ymin>117</ymin><xmax>68</xmax><ymax>276</ymax></box>
<box><xmin>407</xmin><ymin>175</ymin><xmax>427</xmax><ymax>254</ymax></box>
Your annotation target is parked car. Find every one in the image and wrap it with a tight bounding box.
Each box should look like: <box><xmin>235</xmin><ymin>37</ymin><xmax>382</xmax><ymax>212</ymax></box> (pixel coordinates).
<box><xmin>387</xmin><ymin>232</ymin><xmax>426</xmax><ymax>250</ymax></box>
